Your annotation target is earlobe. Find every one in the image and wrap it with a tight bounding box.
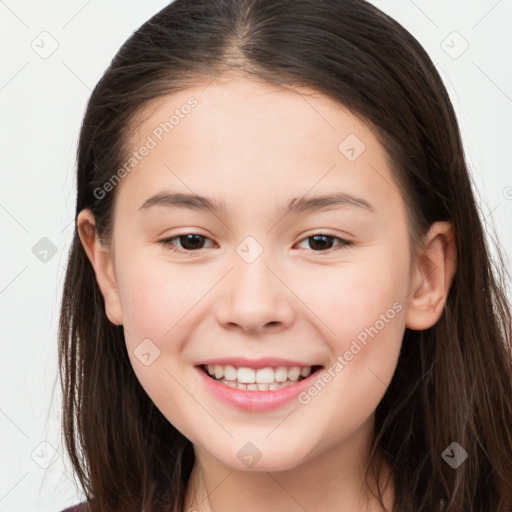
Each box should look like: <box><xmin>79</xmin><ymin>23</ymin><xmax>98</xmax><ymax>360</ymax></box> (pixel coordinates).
<box><xmin>405</xmin><ymin>221</ymin><xmax>457</xmax><ymax>331</ymax></box>
<box><xmin>76</xmin><ymin>209</ymin><xmax>124</xmax><ymax>325</ymax></box>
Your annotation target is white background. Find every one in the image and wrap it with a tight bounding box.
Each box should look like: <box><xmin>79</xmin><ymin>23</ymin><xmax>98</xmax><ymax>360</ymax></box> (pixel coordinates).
<box><xmin>0</xmin><ymin>1</ymin><xmax>511</xmax><ymax>510</ymax></box>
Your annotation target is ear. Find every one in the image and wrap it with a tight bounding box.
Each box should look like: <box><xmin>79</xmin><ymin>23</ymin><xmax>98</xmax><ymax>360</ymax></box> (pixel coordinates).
<box><xmin>76</xmin><ymin>209</ymin><xmax>123</xmax><ymax>325</ymax></box>
<box><xmin>405</xmin><ymin>221</ymin><xmax>457</xmax><ymax>330</ymax></box>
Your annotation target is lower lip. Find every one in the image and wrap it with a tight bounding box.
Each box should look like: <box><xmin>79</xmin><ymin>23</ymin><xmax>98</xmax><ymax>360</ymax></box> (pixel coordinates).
<box><xmin>195</xmin><ymin>366</ymin><xmax>322</xmax><ymax>412</ymax></box>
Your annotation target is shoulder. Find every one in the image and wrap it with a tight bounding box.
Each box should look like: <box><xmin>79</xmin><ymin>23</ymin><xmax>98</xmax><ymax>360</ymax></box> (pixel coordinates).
<box><xmin>59</xmin><ymin>502</ymin><xmax>87</xmax><ymax>512</ymax></box>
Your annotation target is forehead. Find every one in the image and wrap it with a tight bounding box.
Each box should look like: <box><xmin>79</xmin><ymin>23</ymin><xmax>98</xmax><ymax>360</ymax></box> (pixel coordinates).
<box><xmin>116</xmin><ymin>72</ymin><xmax>402</xmax><ymax>219</ymax></box>
<box><xmin>129</xmin><ymin>73</ymin><xmax>368</xmax><ymax>150</ymax></box>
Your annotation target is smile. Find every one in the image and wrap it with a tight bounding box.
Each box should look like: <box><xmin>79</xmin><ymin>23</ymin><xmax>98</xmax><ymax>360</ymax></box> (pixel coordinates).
<box><xmin>200</xmin><ymin>364</ymin><xmax>323</xmax><ymax>391</ymax></box>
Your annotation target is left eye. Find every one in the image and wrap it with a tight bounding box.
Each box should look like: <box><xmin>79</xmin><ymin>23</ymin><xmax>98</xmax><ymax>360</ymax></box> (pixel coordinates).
<box><xmin>296</xmin><ymin>234</ymin><xmax>353</xmax><ymax>252</ymax></box>
<box><xmin>159</xmin><ymin>232</ymin><xmax>353</xmax><ymax>254</ymax></box>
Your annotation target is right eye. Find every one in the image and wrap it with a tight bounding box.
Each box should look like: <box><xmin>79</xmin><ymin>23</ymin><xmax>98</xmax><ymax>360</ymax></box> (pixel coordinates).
<box><xmin>158</xmin><ymin>233</ymin><xmax>216</xmax><ymax>253</ymax></box>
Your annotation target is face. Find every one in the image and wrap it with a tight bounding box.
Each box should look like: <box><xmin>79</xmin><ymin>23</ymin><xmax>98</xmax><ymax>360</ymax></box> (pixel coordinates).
<box><xmin>79</xmin><ymin>72</ymin><xmax>452</xmax><ymax>474</ymax></box>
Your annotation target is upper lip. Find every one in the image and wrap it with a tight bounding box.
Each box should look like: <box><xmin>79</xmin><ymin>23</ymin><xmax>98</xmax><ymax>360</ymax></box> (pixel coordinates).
<box><xmin>195</xmin><ymin>357</ymin><xmax>323</xmax><ymax>369</ymax></box>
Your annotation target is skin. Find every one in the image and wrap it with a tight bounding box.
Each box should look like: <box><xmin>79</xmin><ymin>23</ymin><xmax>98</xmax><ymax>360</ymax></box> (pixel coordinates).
<box><xmin>78</xmin><ymin>71</ymin><xmax>457</xmax><ymax>512</ymax></box>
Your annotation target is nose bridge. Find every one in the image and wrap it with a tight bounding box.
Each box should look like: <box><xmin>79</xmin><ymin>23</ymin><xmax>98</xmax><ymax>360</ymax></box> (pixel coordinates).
<box><xmin>216</xmin><ymin>235</ymin><xmax>294</xmax><ymax>331</ymax></box>
<box><xmin>232</xmin><ymin>234</ymin><xmax>278</xmax><ymax>306</ymax></box>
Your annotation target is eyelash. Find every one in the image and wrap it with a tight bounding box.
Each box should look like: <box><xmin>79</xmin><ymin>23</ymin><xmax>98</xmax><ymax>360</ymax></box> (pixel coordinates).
<box><xmin>158</xmin><ymin>232</ymin><xmax>354</xmax><ymax>255</ymax></box>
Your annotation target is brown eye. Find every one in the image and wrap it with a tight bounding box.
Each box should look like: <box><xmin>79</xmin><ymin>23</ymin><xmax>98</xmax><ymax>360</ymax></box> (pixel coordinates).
<box><xmin>296</xmin><ymin>233</ymin><xmax>353</xmax><ymax>252</ymax></box>
<box><xmin>159</xmin><ymin>234</ymin><xmax>214</xmax><ymax>252</ymax></box>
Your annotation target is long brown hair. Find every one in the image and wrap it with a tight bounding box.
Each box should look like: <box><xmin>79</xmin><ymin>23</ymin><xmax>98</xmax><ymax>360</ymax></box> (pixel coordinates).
<box><xmin>58</xmin><ymin>1</ymin><xmax>512</xmax><ymax>510</ymax></box>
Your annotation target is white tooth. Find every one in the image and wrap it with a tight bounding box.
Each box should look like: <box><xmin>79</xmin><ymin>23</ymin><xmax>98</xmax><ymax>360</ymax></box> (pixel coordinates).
<box><xmin>237</xmin><ymin>367</ymin><xmax>255</xmax><ymax>384</ymax></box>
<box><xmin>224</xmin><ymin>365</ymin><xmax>237</xmax><ymax>381</ymax></box>
<box><xmin>218</xmin><ymin>380</ymin><xmax>295</xmax><ymax>391</ymax></box>
<box><xmin>300</xmin><ymin>366</ymin><xmax>312</xmax><ymax>377</ymax></box>
<box><xmin>214</xmin><ymin>365</ymin><xmax>224</xmax><ymax>379</ymax></box>
<box><xmin>274</xmin><ymin>367</ymin><xmax>288</xmax><ymax>382</ymax></box>
<box><xmin>287</xmin><ymin>366</ymin><xmax>301</xmax><ymax>381</ymax></box>
<box><xmin>207</xmin><ymin>365</ymin><xmax>215</xmax><ymax>375</ymax></box>
<box><xmin>255</xmin><ymin>367</ymin><xmax>275</xmax><ymax>384</ymax></box>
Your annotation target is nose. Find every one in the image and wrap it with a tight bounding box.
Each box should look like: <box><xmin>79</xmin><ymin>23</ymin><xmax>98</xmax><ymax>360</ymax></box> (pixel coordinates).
<box><xmin>215</xmin><ymin>248</ymin><xmax>296</xmax><ymax>334</ymax></box>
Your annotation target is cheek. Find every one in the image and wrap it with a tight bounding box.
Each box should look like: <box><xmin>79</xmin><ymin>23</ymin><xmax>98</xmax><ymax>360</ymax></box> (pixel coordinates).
<box><xmin>116</xmin><ymin>253</ymin><xmax>206</xmax><ymax>347</ymax></box>
<box><xmin>297</xmin><ymin>256</ymin><xmax>406</xmax><ymax>347</ymax></box>
<box><xmin>116</xmin><ymin>258</ymin><xmax>205</xmax><ymax>425</ymax></box>
<box><xmin>330</xmin><ymin>258</ymin><xmax>407</xmax><ymax>389</ymax></box>
<box><xmin>293</xmin><ymin>248</ymin><xmax>408</xmax><ymax>415</ymax></box>
<box><xmin>295</xmin><ymin>268</ymin><xmax>405</xmax><ymax>439</ymax></box>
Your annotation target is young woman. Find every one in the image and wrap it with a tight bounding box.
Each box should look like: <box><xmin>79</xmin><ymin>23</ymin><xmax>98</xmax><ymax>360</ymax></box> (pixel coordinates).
<box><xmin>58</xmin><ymin>1</ymin><xmax>512</xmax><ymax>511</ymax></box>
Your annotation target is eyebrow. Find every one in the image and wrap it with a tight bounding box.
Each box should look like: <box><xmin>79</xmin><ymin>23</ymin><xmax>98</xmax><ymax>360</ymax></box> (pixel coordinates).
<box><xmin>137</xmin><ymin>191</ymin><xmax>375</xmax><ymax>215</ymax></box>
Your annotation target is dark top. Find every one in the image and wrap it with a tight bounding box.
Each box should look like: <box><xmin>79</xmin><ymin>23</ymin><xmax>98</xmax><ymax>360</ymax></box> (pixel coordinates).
<box><xmin>61</xmin><ymin>498</ymin><xmax>446</xmax><ymax>511</ymax></box>
<box><xmin>60</xmin><ymin>503</ymin><xmax>86</xmax><ymax>512</ymax></box>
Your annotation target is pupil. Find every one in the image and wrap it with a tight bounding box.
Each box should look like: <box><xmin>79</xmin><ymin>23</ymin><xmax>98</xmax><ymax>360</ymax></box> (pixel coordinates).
<box><xmin>309</xmin><ymin>235</ymin><xmax>333</xmax><ymax>251</ymax></box>
<box><xmin>181</xmin><ymin>234</ymin><xmax>204</xmax><ymax>250</ymax></box>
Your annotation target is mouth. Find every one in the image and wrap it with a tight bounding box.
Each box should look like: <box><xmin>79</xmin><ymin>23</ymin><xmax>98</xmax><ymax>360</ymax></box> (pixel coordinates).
<box><xmin>198</xmin><ymin>363</ymin><xmax>324</xmax><ymax>391</ymax></box>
